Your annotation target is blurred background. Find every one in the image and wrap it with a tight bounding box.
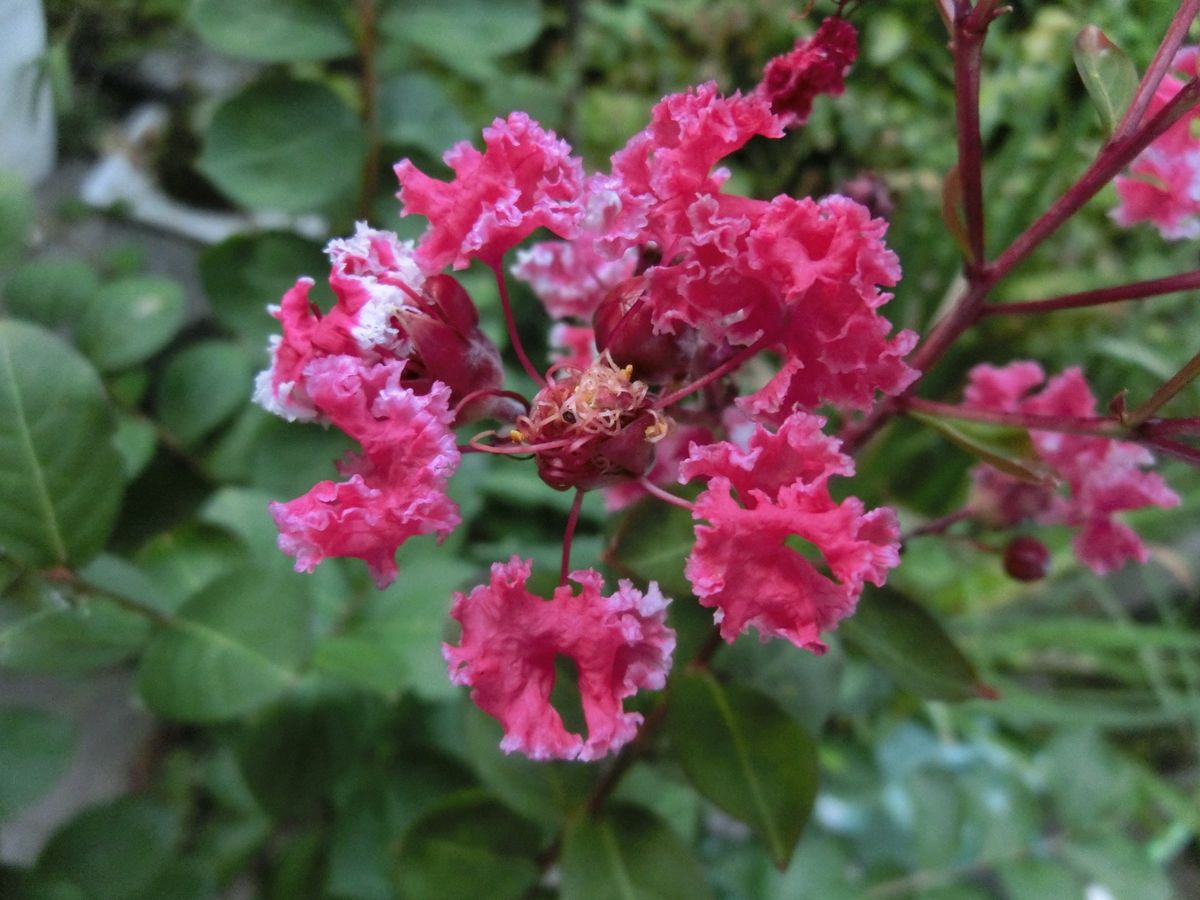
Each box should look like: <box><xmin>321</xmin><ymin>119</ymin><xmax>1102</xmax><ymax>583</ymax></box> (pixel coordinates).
<box><xmin>0</xmin><ymin>0</ymin><xmax>1198</xmax><ymax>898</ymax></box>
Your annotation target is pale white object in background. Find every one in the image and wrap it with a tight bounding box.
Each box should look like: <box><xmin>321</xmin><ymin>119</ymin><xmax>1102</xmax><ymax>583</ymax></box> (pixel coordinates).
<box><xmin>0</xmin><ymin>0</ymin><xmax>56</xmax><ymax>185</ymax></box>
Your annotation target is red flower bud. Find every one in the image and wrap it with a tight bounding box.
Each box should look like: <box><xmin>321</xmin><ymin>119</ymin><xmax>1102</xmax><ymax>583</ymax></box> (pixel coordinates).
<box><xmin>1003</xmin><ymin>535</ymin><xmax>1051</xmax><ymax>582</ymax></box>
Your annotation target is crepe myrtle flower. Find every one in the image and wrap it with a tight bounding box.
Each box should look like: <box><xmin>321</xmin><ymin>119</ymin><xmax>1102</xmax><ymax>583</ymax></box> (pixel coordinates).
<box><xmin>964</xmin><ymin>362</ymin><xmax>1179</xmax><ymax>574</ymax></box>
<box><xmin>254</xmin><ymin>18</ymin><xmax>911</xmax><ymax>759</ymax></box>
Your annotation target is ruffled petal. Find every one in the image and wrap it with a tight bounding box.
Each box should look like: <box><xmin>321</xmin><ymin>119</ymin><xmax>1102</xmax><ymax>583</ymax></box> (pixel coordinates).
<box><xmin>444</xmin><ymin>558</ymin><xmax>675</xmax><ymax>760</ymax></box>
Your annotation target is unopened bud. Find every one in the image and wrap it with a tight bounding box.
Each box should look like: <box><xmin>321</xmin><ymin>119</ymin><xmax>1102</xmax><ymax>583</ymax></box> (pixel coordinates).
<box><xmin>593</xmin><ymin>277</ymin><xmax>689</xmax><ymax>384</ymax></box>
<box><xmin>1003</xmin><ymin>535</ymin><xmax>1051</xmax><ymax>582</ymax></box>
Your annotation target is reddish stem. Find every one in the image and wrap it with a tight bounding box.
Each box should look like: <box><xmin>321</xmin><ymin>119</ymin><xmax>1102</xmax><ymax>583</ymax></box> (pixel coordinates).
<box><xmin>560</xmin><ymin>489</ymin><xmax>585</xmax><ymax>586</ymax></box>
<box><xmin>1112</xmin><ymin>0</ymin><xmax>1200</xmax><ymax>141</ymax></box>
<box><xmin>906</xmin><ymin>396</ymin><xmax>1121</xmax><ymax>437</ymax></box>
<box><xmin>452</xmin><ymin>388</ymin><xmax>530</xmax><ymax>421</ymax></box>
<box><xmin>1141</xmin><ymin>417</ymin><xmax>1200</xmax><ymax>437</ymax></box>
<box><xmin>655</xmin><ymin>338</ymin><xmax>768</xmax><ymax>410</ymax></box>
<box><xmin>952</xmin><ymin>1</ymin><xmax>990</xmax><ymax>268</ymax></box>
<box><xmin>901</xmin><ymin>508</ymin><xmax>973</xmax><ymax>544</ymax></box>
<box><xmin>990</xmin><ymin>77</ymin><xmax>1200</xmax><ymax>279</ymax></box>
<box><xmin>490</xmin><ymin>264</ymin><xmax>547</xmax><ymax>386</ymax></box>
<box><xmin>638</xmin><ymin>478</ymin><xmax>696</xmax><ymax>511</ymax></box>
<box><xmin>1127</xmin><ymin>348</ymin><xmax>1200</xmax><ymax>427</ymax></box>
<box><xmin>1140</xmin><ymin>435</ymin><xmax>1200</xmax><ymax>467</ymax></box>
<box><xmin>980</xmin><ymin>270</ymin><xmax>1200</xmax><ymax>317</ymax></box>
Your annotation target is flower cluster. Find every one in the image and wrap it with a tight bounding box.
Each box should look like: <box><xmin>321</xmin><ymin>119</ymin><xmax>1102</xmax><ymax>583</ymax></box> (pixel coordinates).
<box><xmin>964</xmin><ymin>362</ymin><xmax>1179</xmax><ymax>573</ymax></box>
<box><xmin>1113</xmin><ymin>47</ymin><xmax>1200</xmax><ymax>239</ymax></box>
<box><xmin>253</xmin><ymin>18</ymin><xmax>912</xmax><ymax>759</ymax></box>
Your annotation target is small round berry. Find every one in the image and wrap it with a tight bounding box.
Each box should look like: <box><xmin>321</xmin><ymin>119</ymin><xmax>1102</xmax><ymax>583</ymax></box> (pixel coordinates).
<box><xmin>1003</xmin><ymin>535</ymin><xmax>1051</xmax><ymax>582</ymax></box>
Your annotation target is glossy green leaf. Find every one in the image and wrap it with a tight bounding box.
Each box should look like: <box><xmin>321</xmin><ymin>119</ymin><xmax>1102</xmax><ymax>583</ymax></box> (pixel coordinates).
<box><xmin>138</xmin><ymin>567</ymin><xmax>310</xmax><ymax>722</ymax></box>
<box><xmin>1073</xmin><ymin>26</ymin><xmax>1138</xmax><ymax>134</ymax></box>
<box><xmin>76</xmin><ymin>276</ymin><xmax>187</xmax><ymax>372</ymax></box>
<box><xmin>192</xmin><ymin>0</ymin><xmax>354</xmax><ymax>62</ymax></box>
<box><xmin>378</xmin><ymin>72</ymin><xmax>471</xmax><ymax>156</ymax></box>
<box><xmin>461</xmin><ymin>704</ymin><xmax>595</xmax><ymax>828</ymax></box>
<box><xmin>2</xmin><ymin>257</ymin><xmax>100</xmax><ymax>327</ymax></box>
<box><xmin>112</xmin><ymin>413</ymin><xmax>157</xmax><ymax>480</ymax></box>
<box><xmin>36</xmin><ymin>798</ymin><xmax>180</xmax><ymax>900</ymax></box>
<box><xmin>716</xmin><ymin>636</ymin><xmax>844</xmax><ymax>734</ymax></box>
<box><xmin>315</xmin><ymin>554</ymin><xmax>473</xmax><ymax>700</ymax></box>
<box><xmin>199</xmin><ymin>231</ymin><xmax>327</xmax><ymax>348</ymax></box>
<box><xmin>560</xmin><ymin>804</ymin><xmax>712</xmax><ymax>900</ymax></box>
<box><xmin>155</xmin><ymin>340</ymin><xmax>252</xmax><ymax>445</ymax></box>
<box><xmin>840</xmin><ymin>587</ymin><xmax>989</xmax><ymax>701</ymax></box>
<box><xmin>0</xmin><ymin>706</ymin><xmax>74</xmax><ymax>818</ymax></box>
<box><xmin>0</xmin><ymin>321</ymin><xmax>123</xmax><ymax>567</ymax></box>
<box><xmin>667</xmin><ymin>672</ymin><xmax>818</xmax><ymax>868</ymax></box>
<box><xmin>199</xmin><ymin>79</ymin><xmax>366</xmax><ymax>213</ymax></box>
<box><xmin>605</xmin><ymin>497</ymin><xmax>694</xmax><ymax>598</ymax></box>
<box><xmin>237</xmin><ymin>686</ymin><xmax>362</xmax><ymax>819</ymax></box>
<box><xmin>909</xmin><ymin>410</ymin><xmax>1047</xmax><ymax>485</ymax></box>
<box><xmin>136</xmin><ymin>523</ymin><xmax>248</xmax><ymax>613</ymax></box>
<box><xmin>0</xmin><ymin>591</ymin><xmax>150</xmax><ymax>674</ymax></box>
<box><xmin>394</xmin><ymin>792</ymin><xmax>542</xmax><ymax>900</ymax></box>
<box><xmin>381</xmin><ymin>0</ymin><xmax>542</xmax><ymax>78</ymax></box>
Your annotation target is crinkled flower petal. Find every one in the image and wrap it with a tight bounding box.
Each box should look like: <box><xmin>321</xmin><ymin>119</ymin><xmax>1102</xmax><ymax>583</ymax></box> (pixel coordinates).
<box><xmin>269</xmin><ymin>358</ymin><xmax>461</xmax><ymax>587</ymax></box>
<box><xmin>444</xmin><ymin>558</ymin><xmax>675</xmax><ymax>761</ymax></box>
<box><xmin>1112</xmin><ymin>50</ymin><xmax>1200</xmax><ymax>239</ymax></box>
<box><xmin>963</xmin><ymin>362</ymin><xmax>1179</xmax><ymax>573</ymax></box>
<box><xmin>681</xmin><ymin>413</ymin><xmax>900</xmax><ymax>650</ymax></box>
<box><xmin>396</xmin><ymin>112</ymin><xmax>585</xmax><ymax>271</ymax></box>
<box><xmin>756</xmin><ymin>17</ymin><xmax>858</xmax><ymax>128</ymax></box>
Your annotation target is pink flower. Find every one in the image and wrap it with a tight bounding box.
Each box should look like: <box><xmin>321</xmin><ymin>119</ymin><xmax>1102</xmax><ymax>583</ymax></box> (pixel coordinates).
<box><xmin>396</xmin><ymin>112</ymin><xmax>585</xmax><ymax>272</ymax></box>
<box><xmin>444</xmin><ymin>557</ymin><xmax>675</xmax><ymax>760</ymax></box>
<box><xmin>253</xmin><ymin>224</ymin><xmax>512</xmax><ymax>423</ymax></box>
<box><xmin>511</xmin><ymin>239</ymin><xmax>637</xmax><ymax>321</ymax></box>
<box><xmin>269</xmin><ymin>358</ymin><xmax>461</xmax><ymax>587</ymax></box>
<box><xmin>964</xmin><ymin>362</ymin><xmax>1180</xmax><ymax>573</ymax></box>
<box><xmin>1113</xmin><ymin>47</ymin><xmax>1200</xmax><ymax>239</ymax></box>
<box><xmin>756</xmin><ymin>17</ymin><xmax>859</xmax><ymax>129</ymax></box>
<box><xmin>680</xmin><ymin>413</ymin><xmax>901</xmax><ymax>652</ymax></box>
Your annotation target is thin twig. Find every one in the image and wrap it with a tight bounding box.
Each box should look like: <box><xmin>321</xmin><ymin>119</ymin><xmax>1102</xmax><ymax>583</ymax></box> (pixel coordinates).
<box><xmin>354</xmin><ymin>0</ymin><xmax>381</xmax><ymax>221</ymax></box>
<box><xmin>905</xmin><ymin>396</ymin><xmax>1122</xmax><ymax>437</ymax></box>
<box><xmin>560</xmin><ymin>489</ymin><xmax>585</xmax><ymax>586</ymax></box>
<box><xmin>1127</xmin><ymin>349</ymin><xmax>1200</xmax><ymax>427</ymax></box>
<box><xmin>490</xmin><ymin>264</ymin><xmax>547</xmax><ymax>386</ymax></box>
<box><xmin>981</xmin><ymin>270</ymin><xmax>1200</xmax><ymax>317</ymax></box>
<box><xmin>1112</xmin><ymin>0</ymin><xmax>1200</xmax><ymax>141</ymax></box>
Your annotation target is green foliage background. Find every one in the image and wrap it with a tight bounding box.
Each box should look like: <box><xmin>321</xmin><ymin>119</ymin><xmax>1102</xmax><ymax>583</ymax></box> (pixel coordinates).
<box><xmin>1</xmin><ymin>1</ymin><xmax>1199</xmax><ymax>897</ymax></box>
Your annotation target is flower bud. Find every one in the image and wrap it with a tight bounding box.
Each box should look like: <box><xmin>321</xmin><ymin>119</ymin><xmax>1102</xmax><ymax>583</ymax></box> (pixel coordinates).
<box><xmin>1003</xmin><ymin>535</ymin><xmax>1051</xmax><ymax>582</ymax></box>
<box><xmin>593</xmin><ymin>277</ymin><xmax>690</xmax><ymax>384</ymax></box>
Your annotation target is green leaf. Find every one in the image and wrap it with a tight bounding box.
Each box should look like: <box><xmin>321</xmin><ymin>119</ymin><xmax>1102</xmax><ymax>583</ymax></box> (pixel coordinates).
<box><xmin>716</xmin><ymin>636</ymin><xmax>844</xmax><ymax>734</ymax></box>
<box><xmin>667</xmin><ymin>672</ymin><xmax>818</xmax><ymax>868</ymax></box>
<box><xmin>394</xmin><ymin>792</ymin><xmax>542</xmax><ymax>900</ymax></box>
<box><xmin>840</xmin><ymin>587</ymin><xmax>990</xmax><ymax>701</ymax></box>
<box><xmin>199</xmin><ymin>78</ymin><xmax>366</xmax><ymax>213</ymax></box>
<box><xmin>314</xmin><ymin>553</ymin><xmax>473</xmax><ymax>700</ymax></box>
<box><xmin>0</xmin><ymin>171</ymin><xmax>33</xmax><ymax>268</ymax></box>
<box><xmin>155</xmin><ymin>340</ymin><xmax>253</xmax><ymax>446</ymax></box>
<box><xmin>378</xmin><ymin>73</ymin><xmax>471</xmax><ymax>156</ymax></box>
<box><xmin>138</xmin><ymin>567</ymin><xmax>310</xmax><ymax>722</ymax></box>
<box><xmin>136</xmin><ymin>523</ymin><xmax>249</xmax><ymax>613</ymax></box>
<box><xmin>909</xmin><ymin>410</ymin><xmax>1047</xmax><ymax>485</ymax></box>
<box><xmin>112</xmin><ymin>414</ymin><xmax>157</xmax><ymax>480</ymax></box>
<box><xmin>199</xmin><ymin>231</ymin><xmax>327</xmax><ymax>349</ymax></box>
<box><xmin>461</xmin><ymin>704</ymin><xmax>595</xmax><ymax>828</ymax></box>
<box><xmin>237</xmin><ymin>685</ymin><xmax>363</xmax><ymax>819</ymax></box>
<box><xmin>560</xmin><ymin>804</ymin><xmax>713</xmax><ymax>900</ymax></box>
<box><xmin>0</xmin><ymin>321</ymin><xmax>123</xmax><ymax>567</ymax></box>
<box><xmin>0</xmin><ymin>590</ymin><xmax>150</xmax><ymax>674</ymax></box>
<box><xmin>0</xmin><ymin>707</ymin><xmax>74</xmax><ymax>818</ymax></box>
<box><xmin>36</xmin><ymin>798</ymin><xmax>180</xmax><ymax>900</ymax></box>
<box><xmin>76</xmin><ymin>276</ymin><xmax>187</xmax><ymax>372</ymax></box>
<box><xmin>1060</xmin><ymin>835</ymin><xmax>1172</xmax><ymax>900</ymax></box>
<box><xmin>997</xmin><ymin>860</ymin><xmax>1085</xmax><ymax>900</ymax></box>
<box><xmin>606</xmin><ymin>497</ymin><xmax>694</xmax><ymax>598</ymax></box>
<box><xmin>381</xmin><ymin>0</ymin><xmax>543</xmax><ymax>78</ymax></box>
<box><xmin>2</xmin><ymin>257</ymin><xmax>100</xmax><ymax>328</ymax></box>
<box><xmin>191</xmin><ymin>0</ymin><xmax>354</xmax><ymax>62</ymax></box>
<box><xmin>1073</xmin><ymin>26</ymin><xmax>1138</xmax><ymax>134</ymax></box>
